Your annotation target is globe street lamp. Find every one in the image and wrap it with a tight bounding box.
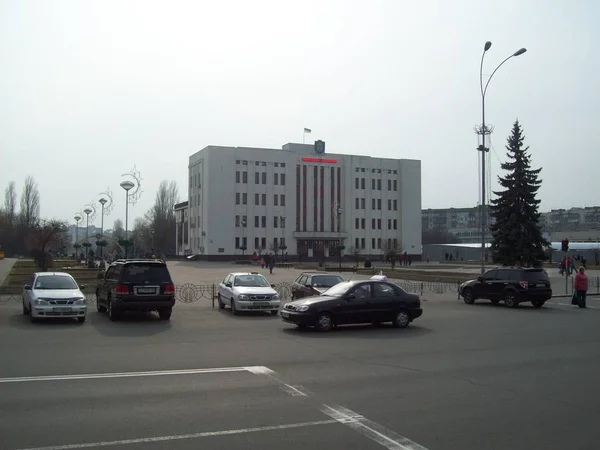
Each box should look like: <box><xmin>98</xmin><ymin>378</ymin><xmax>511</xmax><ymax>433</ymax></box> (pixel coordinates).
<box><xmin>83</xmin><ymin>207</ymin><xmax>93</xmax><ymax>262</ymax></box>
<box><xmin>120</xmin><ymin>180</ymin><xmax>135</xmax><ymax>258</ymax></box>
<box><xmin>98</xmin><ymin>198</ymin><xmax>107</xmax><ymax>260</ymax></box>
<box><xmin>240</xmin><ymin>218</ymin><xmax>247</xmax><ymax>257</ymax></box>
<box><xmin>280</xmin><ymin>214</ymin><xmax>286</xmax><ymax>258</ymax></box>
<box><xmin>477</xmin><ymin>41</ymin><xmax>527</xmax><ymax>274</ymax></box>
<box><xmin>74</xmin><ymin>215</ymin><xmax>81</xmax><ymax>259</ymax></box>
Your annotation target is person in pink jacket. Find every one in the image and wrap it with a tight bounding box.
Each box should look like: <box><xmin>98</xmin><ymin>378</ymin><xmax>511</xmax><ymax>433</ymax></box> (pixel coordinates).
<box><xmin>573</xmin><ymin>266</ymin><xmax>588</xmax><ymax>308</ymax></box>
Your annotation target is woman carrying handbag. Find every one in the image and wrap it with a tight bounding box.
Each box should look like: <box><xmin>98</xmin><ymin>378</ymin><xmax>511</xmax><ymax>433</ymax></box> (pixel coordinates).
<box><xmin>573</xmin><ymin>266</ymin><xmax>588</xmax><ymax>309</ymax></box>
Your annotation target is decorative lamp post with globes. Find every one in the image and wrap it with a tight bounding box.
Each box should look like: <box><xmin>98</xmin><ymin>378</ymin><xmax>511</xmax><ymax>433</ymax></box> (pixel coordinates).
<box><xmin>83</xmin><ymin>208</ymin><xmax>93</xmax><ymax>262</ymax></box>
<box><xmin>98</xmin><ymin>198</ymin><xmax>108</xmax><ymax>260</ymax></box>
<box><xmin>74</xmin><ymin>215</ymin><xmax>82</xmax><ymax>260</ymax></box>
<box><xmin>120</xmin><ymin>180</ymin><xmax>135</xmax><ymax>258</ymax></box>
<box><xmin>476</xmin><ymin>41</ymin><xmax>527</xmax><ymax>274</ymax></box>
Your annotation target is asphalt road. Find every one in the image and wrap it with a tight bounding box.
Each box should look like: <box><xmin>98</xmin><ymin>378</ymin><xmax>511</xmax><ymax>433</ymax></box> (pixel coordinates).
<box><xmin>1</xmin><ymin>288</ymin><xmax>600</xmax><ymax>449</ymax></box>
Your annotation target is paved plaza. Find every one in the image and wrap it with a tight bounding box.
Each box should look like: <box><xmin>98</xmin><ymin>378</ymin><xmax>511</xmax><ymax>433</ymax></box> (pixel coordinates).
<box><xmin>0</xmin><ymin>259</ymin><xmax>599</xmax><ymax>450</ymax></box>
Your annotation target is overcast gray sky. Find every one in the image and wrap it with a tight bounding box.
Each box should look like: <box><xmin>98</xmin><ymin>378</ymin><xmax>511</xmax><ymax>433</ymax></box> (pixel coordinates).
<box><xmin>1</xmin><ymin>0</ymin><xmax>598</xmax><ymax>228</ymax></box>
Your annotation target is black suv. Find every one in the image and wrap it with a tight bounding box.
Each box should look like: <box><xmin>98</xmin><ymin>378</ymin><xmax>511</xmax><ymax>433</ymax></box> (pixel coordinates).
<box><xmin>96</xmin><ymin>259</ymin><xmax>176</xmax><ymax>320</ymax></box>
<box><xmin>459</xmin><ymin>267</ymin><xmax>552</xmax><ymax>308</ymax></box>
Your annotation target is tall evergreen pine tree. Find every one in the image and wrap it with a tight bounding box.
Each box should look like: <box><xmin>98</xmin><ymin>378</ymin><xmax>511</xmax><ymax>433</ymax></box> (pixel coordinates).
<box><xmin>490</xmin><ymin>120</ymin><xmax>548</xmax><ymax>266</ymax></box>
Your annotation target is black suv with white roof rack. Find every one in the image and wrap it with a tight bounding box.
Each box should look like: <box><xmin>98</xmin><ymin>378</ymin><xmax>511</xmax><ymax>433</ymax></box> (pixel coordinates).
<box><xmin>459</xmin><ymin>267</ymin><xmax>552</xmax><ymax>308</ymax></box>
<box><xmin>96</xmin><ymin>259</ymin><xmax>176</xmax><ymax>320</ymax></box>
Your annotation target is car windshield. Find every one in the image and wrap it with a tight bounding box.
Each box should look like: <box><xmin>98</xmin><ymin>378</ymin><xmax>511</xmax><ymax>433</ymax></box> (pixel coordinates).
<box><xmin>122</xmin><ymin>264</ymin><xmax>171</xmax><ymax>283</ymax></box>
<box><xmin>322</xmin><ymin>281</ymin><xmax>355</xmax><ymax>297</ymax></box>
<box><xmin>234</xmin><ymin>274</ymin><xmax>270</xmax><ymax>287</ymax></box>
<box><xmin>311</xmin><ymin>275</ymin><xmax>344</xmax><ymax>288</ymax></box>
<box><xmin>34</xmin><ymin>275</ymin><xmax>78</xmax><ymax>290</ymax></box>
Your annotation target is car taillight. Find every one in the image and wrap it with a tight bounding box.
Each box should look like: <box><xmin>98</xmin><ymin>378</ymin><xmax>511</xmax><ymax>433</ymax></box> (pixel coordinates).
<box><xmin>115</xmin><ymin>284</ymin><xmax>129</xmax><ymax>295</ymax></box>
<box><xmin>519</xmin><ymin>281</ymin><xmax>528</xmax><ymax>289</ymax></box>
<box><xmin>165</xmin><ymin>283</ymin><xmax>175</xmax><ymax>294</ymax></box>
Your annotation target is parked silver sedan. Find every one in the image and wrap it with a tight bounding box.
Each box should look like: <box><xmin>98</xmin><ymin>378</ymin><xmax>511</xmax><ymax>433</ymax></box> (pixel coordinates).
<box><xmin>22</xmin><ymin>272</ymin><xmax>87</xmax><ymax>323</ymax></box>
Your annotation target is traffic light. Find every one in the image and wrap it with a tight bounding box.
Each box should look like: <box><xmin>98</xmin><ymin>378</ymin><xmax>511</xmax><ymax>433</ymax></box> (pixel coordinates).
<box><xmin>561</xmin><ymin>239</ymin><xmax>569</xmax><ymax>252</ymax></box>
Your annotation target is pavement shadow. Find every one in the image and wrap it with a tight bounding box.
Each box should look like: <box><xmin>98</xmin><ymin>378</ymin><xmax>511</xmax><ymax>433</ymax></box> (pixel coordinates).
<box><xmin>6</xmin><ymin>312</ymin><xmax>85</xmax><ymax>330</ymax></box>
<box><xmin>281</xmin><ymin>323</ymin><xmax>433</xmax><ymax>339</ymax></box>
<box><xmin>470</xmin><ymin>302</ymin><xmax>560</xmax><ymax>312</ymax></box>
<box><xmin>89</xmin><ymin>311</ymin><xmax>173</xmax><ymax>337</ymax></box>
<box><xmin>216</xmin><ymin>308</ymin><xmax>280</xmax><ymax>321</ymax></box>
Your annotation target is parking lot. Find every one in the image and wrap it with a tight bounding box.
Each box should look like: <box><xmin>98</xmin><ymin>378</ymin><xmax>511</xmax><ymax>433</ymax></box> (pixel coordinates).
<box><xmin>1</xmin><ymin>260</ymin><xmax>600</xmax><ymax>450</ymax></box>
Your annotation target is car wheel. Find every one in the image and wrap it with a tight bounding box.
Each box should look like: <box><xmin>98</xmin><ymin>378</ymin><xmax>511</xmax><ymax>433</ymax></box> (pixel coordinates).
<box><xmin>315</xmin><ymin>313</ymin><xmax>333</xmax><ymax>332</ymax></box>
<box><xmin>77</xmin><ymin>316</ymin><xmax>86</xmax><ymax>324</ymax></box>
<box><xmin>270</xmin><ymin>310</ymin><xmax>278</xmax><ymax>316</ymax></box>
<box><xmin>217</xmin><ymin>294</ymin><xmax>225</xmax><ymax>310</ymax></box>
<box><xmin>96</xmin><ymin>293</ymin><xmax>107</xmax><ymax>313</ymax></box>
<box><xmin>108</xmin><ymin>299</ymin><xmax>119</xmax><ymax>321</ymax></box>
<box><xmin>462</xmin><ymin>288</ymin><xmax>475</xmax><ymax>304</ymax></box>
<box><xmin>158</xmin><ymin>307</ymin><xmax>172</xmax><ymax>320</ymax></box>
<box><xmin>231</xmin><ymin>299</ymin><xmax>238</xmax><ymax>315</ymax></box>
<box><xmin>504</xmin><ymin>291</ymin><xmax>519</xmax><ymax>308</ymax></box>
<box><xmin>392</xmin><ymin>310</ymin><xmax>410</xmax><ymax>328</ymax></box>
<box><xmin>531</xmin><ymin>300</ymin><xmax>545</xmax><ymax>308</ymax></box>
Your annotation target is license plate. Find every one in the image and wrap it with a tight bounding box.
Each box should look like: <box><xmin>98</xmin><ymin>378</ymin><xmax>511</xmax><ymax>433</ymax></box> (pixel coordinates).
<box><xmin>281</xmin><ymin>311</ymin><xmax>290</xmax><ymax>318</ymax></box>
<box><xmin>53</xmin><ymin>307</ymin><xmax>72</xmax><ymax>312</ymax></box>
<box><xmin>137</xmin><ymin>288</ymin><xmax>157</xmax><ymax>294</ymax></box>
<box><xmin>253</xmin><ymin>302</ymin><xmax>270</xmax><ymax>306</ymax></box>
<box><xmin>536</xmin><ymin>283</ymin><xmax>545</xmax><ymax>287</ymax></box>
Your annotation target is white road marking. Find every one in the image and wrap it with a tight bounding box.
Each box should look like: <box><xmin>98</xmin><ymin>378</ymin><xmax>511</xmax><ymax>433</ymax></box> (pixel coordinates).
<box><xmin>12</xmin><ymin>420</ymin><xmax>338</xmax><ymax>450</ymax></box>
<box><xmin>322</xmin><ymin>404</ymin><xmax>429</xmax><ymax>450</ymax></box>
<box><xmin>0</xmin><ymin>366</ymin><xmax>272</xmax><ymax>384</ymax></box>
<box><xmin>257</xmin><ymin>367</ymin><xmax>311</xmax><ymax>397</ymax></box>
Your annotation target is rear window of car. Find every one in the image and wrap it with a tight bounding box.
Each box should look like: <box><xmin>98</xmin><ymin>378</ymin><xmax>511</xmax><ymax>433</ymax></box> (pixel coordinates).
<box><xmin>523</xmin><ymin>270</ymin><xmax>550</xmax><ymax>282</ymax></box>
<box><xmin>122</xmin><ymin>264</ymin><xmax>172</xmax><ymax>283</ymax></box>
<box><xmin>311</xmin><ymin>275</ymin><xmax>344</xmax><ymax>288</ymax></box>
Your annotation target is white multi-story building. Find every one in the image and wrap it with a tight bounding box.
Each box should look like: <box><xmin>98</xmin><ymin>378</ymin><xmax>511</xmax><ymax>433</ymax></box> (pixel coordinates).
<box><xmin>184</xmin><ymin>142</ymin><xmax>421</xmax><ymax>260</ymax></box>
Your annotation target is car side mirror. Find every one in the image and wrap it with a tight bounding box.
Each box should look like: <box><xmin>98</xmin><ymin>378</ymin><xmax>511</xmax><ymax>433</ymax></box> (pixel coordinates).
<box><xmin>80</xmin><ymin>284</ymin><xmax>87</xmax><ymax>290</ymax></box>
<box><xmin>271</xmin><ymin>284</ymin><xmax>276</xmax><ymax>288</ymax></box>
<box><xmin>347</xmin><ymin>294</ymin><xmax>355</xmax><ymax>300</ymax></box>
<box><xmin>24</xmin><ymin>284</ymin><xmax>32</xmax><ymax>291</ymax></box>
<box><xmin>477</xmin><ymin>276</ymin><xmax>484</xmax><ymax>282</ymax></box>
<box><xmin>225</xmin><ymin>283</ymin><xmax>232</xmax><ymax>288</ymax></box>
<box><xmin>305</xmin><ymin>283</ymin><xmax>312</xmax><ymax>288</ymax></box>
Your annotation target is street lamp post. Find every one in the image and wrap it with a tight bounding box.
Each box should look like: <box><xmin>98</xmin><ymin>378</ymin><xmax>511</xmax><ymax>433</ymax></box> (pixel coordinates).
<box><xmin>240</xmin><ymin>219</ymin><xmax>247</xmax><ymax>257</ymax></box>
<box><xmin>74</xmin><ymin>215</ymin><xmax>81</xmax><ymax>259</ymax></box>
<box><xmin>120</xmin><ymin>181</ymin><xmax>135</xmax><ymax>258</ymax></box>
<box><xmin>83</xmin><ymin>208</ymin><xmax>92</xmax><ymax>262</ymax></box>
<box><xmin>280</xmin><ymin>214</ymin><xmax>286</xmax><ymax>258</ymax></box>
<box><xmin>477</xmin><ymin>41</ymin><xmax>527</xmax><ymax>274</ymax></box>
<box><xmin>99</xmin><ymin>198</ymin><xmax>107</xmax><ymax>260</ymax></box>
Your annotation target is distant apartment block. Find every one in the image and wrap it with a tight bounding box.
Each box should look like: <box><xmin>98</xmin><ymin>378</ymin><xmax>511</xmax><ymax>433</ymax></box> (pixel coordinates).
<box><xmin>421</xmin><ymin>206</ymin><xmax>493</xmax><ymax>243</ymax></box>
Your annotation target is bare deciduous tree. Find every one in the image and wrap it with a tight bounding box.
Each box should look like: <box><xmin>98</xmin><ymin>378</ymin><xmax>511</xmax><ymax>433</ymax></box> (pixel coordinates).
<box><xmin>113</xmin><ymin>219</ymin><xmax>125</xmax><ymax>239</ymax></box>
<box><xmin>4</xmin><ymin>181</ymin><xmax>17</xmax><ymax>225</ymax></box>
<box><xmin>20</xmin><ymin>176</ymin><xmax>40</xmax><ymax>229</ymax></box>
<box><xmin>147</xmin><ymin>181</ymin><xmax>179</xmax><ymax>254</ymax></box>
<box><xmin>27</xmin><ymin>219</ymin><xmax>68</xmax><ymax>270</ymax></box>
<box><xmin>349</xmin><ymin>246</ymin><xmax>361</xmax><ymax>264</ymax></box>
<box><xmin>381</xmin><ymin>239</ymin><xmax>401</xmax><ymax>266</ymax></box>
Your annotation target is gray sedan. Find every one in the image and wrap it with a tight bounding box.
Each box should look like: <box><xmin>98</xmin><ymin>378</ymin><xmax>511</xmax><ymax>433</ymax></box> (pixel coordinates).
<box><xmin>22</xmin><ymin>272</ymin><xmax>87</xmax><ymax>323</ymax></box>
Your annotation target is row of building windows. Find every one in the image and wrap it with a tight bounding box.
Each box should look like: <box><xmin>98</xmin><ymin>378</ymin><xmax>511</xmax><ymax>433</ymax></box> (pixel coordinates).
<box><xmin>235</xmin><ymin>215</ymin><xmax>287</xmax><ymax>228</ymax></box>
<box><xmin>355</xmin><ymin>168</ymin><xmax>398</xmax><ymax>174</ymax></box>
<box><xmin>236</xmin><ymin>193</ymin><xmax>287</xmax><ymax>206</ymax></box>
<box><xmin>236</xmin><ymin>160</ymin><xmax>287</xmax><ymax>168</ymax></box>
<box><xmin>354</xmin><ymin>178</ymin><xmax>398</xmax><ymax>191</ymax></box>
<box><xmin>354</xmin><ymin>198</ymin><xmax>398</xmax><ymax>211</ymax></box>
<box><xmin>353</xmin><ymin>238</ymin><xmax>398</xmax><ymax>250</ymax></box>
<box><xmin>355</xmin><ymin>218</ymin><xmax>398</xmax><ymax>230</ymax></box>
<box><xmin>234</xmin><ymin>237</ymin><xmax>287</xmax><ymax>250</ymax></box>
<box><xmin>235</xmin><ymin>171</ymin><xmax>287</xmax><ymax>185</ymax></box>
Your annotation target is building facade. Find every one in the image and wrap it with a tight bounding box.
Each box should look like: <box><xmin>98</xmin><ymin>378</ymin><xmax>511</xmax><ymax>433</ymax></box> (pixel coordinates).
<box><xmin>174</xmin><ymin>201</ymin><xmax>189</xmax><ymax>255</ymax></box>
<box><xmin>185</xmin><ymin>142</ymin><xmax>421</xmax><ymax>260</ymax></box>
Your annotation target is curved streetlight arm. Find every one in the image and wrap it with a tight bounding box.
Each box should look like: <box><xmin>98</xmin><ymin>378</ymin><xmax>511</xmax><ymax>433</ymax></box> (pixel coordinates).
<box><xmin>482</xmin><ymin>54</ymin><xmax>514</xmax><ymax>100</ymax></box>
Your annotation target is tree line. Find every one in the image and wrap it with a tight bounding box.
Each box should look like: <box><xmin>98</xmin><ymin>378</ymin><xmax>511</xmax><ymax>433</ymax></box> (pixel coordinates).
<box><xmin>0</xmin><ymin>176</ymin><xmax>69</xmax><ymax>266</ymax></box>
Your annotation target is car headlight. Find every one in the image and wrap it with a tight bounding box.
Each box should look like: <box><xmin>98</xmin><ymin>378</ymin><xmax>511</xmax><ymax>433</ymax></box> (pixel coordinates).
<box><xmin>74</xmin><ymin>298</ymin><xmax>86</xmax><ymax>305</ymax></box>
<box><xmin>238</xmin><ymin>294</ymin><xmax>249</xmax><ymax>301</ymax></box>
<box><xmin>34</xmin><ymin>299</ymin><xmax>48</xmax><ymax>305</ymax></box>
<box><xmin>271</xmin><ymin>294</ymin><xmax>280</xmax><ymax>300</ymax></box>
<box><xmin>296</xmin><ymin>305</ymin><xmax>309</xmax><ymax>312</ymax></box>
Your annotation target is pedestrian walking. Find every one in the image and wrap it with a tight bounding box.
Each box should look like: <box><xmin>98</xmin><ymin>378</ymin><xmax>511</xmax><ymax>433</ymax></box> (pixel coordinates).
<box><xmin>572</xmin><ymin>266</ymin><xmax>588</xmax><ymax>309</ymax></box>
